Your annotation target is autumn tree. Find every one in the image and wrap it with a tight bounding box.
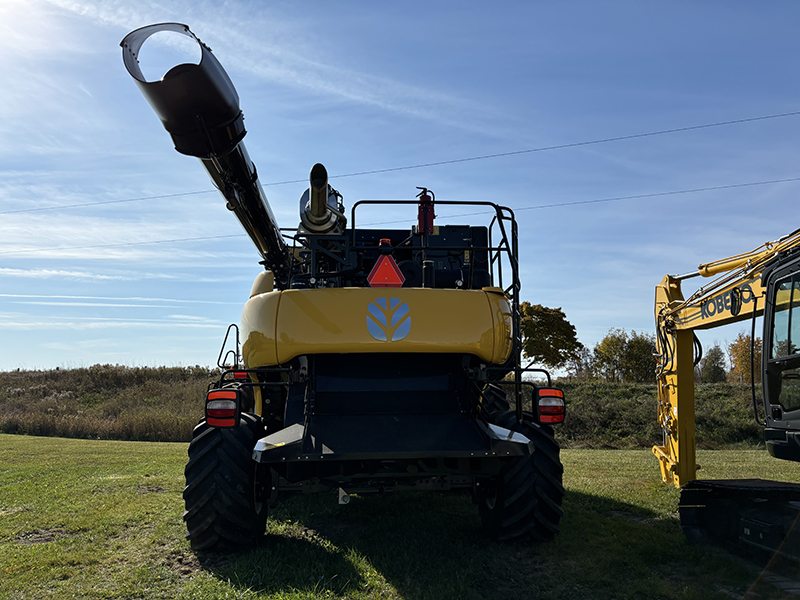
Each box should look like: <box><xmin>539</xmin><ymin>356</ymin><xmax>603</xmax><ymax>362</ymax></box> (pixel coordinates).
<box><xmin>699</xmin><ymin>343</ymin><xmax>727</xmax><ymax>383</ymax></box>
<box><xmin>729</xmin><ymin>332</ymin><xmax>762</xmax><ymax>384</ymax></box>
<box><xmin>593</xmin><ymin>328</ymin><xmax>627</xmax><ymax>382</ymax></box>
<box><xmin>519</xmin><ymin>302</ymin><xmax>583</xmax><ymax>370</ymax></box>
<box><xmin>622</xmin><ymin>330</ymin><xmax>657</xmax><ymax>383</ymax></box>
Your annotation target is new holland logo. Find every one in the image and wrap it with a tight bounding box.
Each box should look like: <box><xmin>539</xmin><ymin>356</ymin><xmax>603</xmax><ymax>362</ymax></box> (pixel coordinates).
<box><xmin>367</xmin><ymin>297</ymin><xmax>411</xmax><ymax>341</ymax></box>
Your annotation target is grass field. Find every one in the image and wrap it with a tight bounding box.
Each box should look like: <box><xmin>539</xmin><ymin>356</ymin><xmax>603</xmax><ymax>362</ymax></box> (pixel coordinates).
<box><xmin>3</xmin><ymin>435</ymin><xmax>800</xmax><ymax>599</ymax></box>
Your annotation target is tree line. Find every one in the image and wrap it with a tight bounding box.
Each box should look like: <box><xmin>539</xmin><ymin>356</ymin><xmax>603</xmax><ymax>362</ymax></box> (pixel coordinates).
<box><xmin>696</xmin><ymin>332</ymin><xmax>762</xmax><ymax>384</ymax></box>
<box><xmin>520</xmin><ymin>302</ymin><xmax>762</xmax><ymax>384</ymax></box>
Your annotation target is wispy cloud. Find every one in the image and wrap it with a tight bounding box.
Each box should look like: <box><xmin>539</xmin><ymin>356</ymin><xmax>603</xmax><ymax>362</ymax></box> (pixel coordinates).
<box><xmin>0</xmin><ymin>207</ymin><xmax>257</xmax><ymax>262</ymax></box>
<box><xmin>43</xmin><ymin>338</ymin><xmax>121</xmax><ymax>351</ymax></box>
<box><xmin>0</xmin><ymin>314</ymin><xmax>224</xmax><ymax>330</ymax></box>
<box><xmin>19</xmin><ymin>301</ymin><xmax>193</xmax><ymax>309</ymax></box>
<box><xmin>39</xmin><ymin>0</ymin><xmax>495</xmax><ymax>133</ymax></box>
<box><xmin>167</xmin><ymin>314</ymin><xmax>224</xmax><ymax>323</ymax></box>
<box><xmin>0</xmin><ymin>293</ymin><xmax>240</xmax><ymax>305</ymax></box>
<box><xmin>0</xmin><ymin>268</ymin><xmax>131</xmax><ymax>280</ymax></box>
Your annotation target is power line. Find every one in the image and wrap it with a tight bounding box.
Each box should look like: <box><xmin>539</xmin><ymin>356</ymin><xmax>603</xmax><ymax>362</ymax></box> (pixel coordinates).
<box><xmin>4</xmin><ymin>175</ymin><xmax>800</xmax><ymax>255</ymax></box>
<box><xmin>0</xmin><ymin>190</ymin><xmax>215</xmax><ymax>216</ymax></box>
<box><xmin>517</xmin><ymin>176</ymin><xmax>800</xmax><ymax>212</ymax></box>
<box><xmin>359</xmin><ymin>176</ymin><xmax>800</xmax><ymax>226</ymax></box>
<box><xmin>321</xmin><ymin>110</ymin><xmax>800</xmax><ymax>183</ymax></box>
<box><xmin>3</xmin><ymin>110</ymin><xmax>799</xmax><ymax>215</ymax></box>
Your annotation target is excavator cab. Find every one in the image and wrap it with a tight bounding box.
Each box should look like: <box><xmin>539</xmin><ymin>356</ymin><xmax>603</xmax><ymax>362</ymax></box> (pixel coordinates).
<box><xmin>763</xmin><ymin>253</ymin><xmax>800</xmax><ymax>461</ymax></box>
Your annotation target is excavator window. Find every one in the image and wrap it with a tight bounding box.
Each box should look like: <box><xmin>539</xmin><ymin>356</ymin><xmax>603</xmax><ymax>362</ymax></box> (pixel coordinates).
<box><xmin>767</xmin><ymin>273</ymin><xmax>800</xmax><ymax>412</ymax></box>
<box><xmin>771</xmin><ymin>275</ymin><xmax>800</xmax><ymax>359</ymax></box>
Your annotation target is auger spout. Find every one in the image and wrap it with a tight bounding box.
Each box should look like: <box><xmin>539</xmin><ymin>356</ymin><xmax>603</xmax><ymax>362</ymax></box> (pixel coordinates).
<box><xmin>121</xmin><ymin>23</ymin><xmax>290</xmax><ymax>283</ymax></box>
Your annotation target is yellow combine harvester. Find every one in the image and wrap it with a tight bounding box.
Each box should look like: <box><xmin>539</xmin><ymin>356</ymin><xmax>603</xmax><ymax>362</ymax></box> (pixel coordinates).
<box><xmin>655</xmin><ymin>228</ymin><xmax>800</xmax><ymax>555</ymax></box>
<box><xmin>122</xmin><ymin>23</ymin><xmax>566</xmax><ymax>552</ymax></box>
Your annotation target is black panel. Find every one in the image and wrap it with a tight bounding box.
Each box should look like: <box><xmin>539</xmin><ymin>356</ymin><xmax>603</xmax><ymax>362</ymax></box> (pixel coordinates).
<box><xmin>303</xmin><ymin>413</ymin><xmax>492</xmax><ymax>456</ymax></box>
<box><xmin>345</xmin><ymin>225</ymin><xmax>491</xmax><ymax>289</ymax></box>
<box><xmin>311</xmin><ymin>353</ymin><xmax>468</xmax><ymax>416</ymax></box>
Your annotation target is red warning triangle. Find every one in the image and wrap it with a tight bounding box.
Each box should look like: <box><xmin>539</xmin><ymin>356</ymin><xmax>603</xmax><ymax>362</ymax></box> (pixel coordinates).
<box><xmin>367</xmin><ymin>255</ymin><xmax>405</xmax><ymax>288</ymax></box>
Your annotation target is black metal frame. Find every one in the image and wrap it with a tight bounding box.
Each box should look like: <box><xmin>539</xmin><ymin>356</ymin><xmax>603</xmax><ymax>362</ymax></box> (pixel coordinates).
<box><xmin>230</xmin><ymin>198</ymin><xmax>535</xmax><ymax>423</ymax></box>
<box><xmin>216</xmin><ymin>198</ymin><xmax>544</xmax><ymax>425</ymax></box>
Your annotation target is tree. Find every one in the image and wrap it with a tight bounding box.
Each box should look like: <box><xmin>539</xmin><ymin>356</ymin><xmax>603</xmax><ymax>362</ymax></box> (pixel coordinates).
<box><xmin>729</xmin><ymin>332</ymin><xmax>762</xmax><ymax>384</ymax></box>
<box><xmin>565</xmin><ymin>346</ymin><xmax>595</xmax><ymax>381</ymax></box>
<box><xmin>593</xmin><ymin>328</ymin><xmax>627</xmax><ymax>382</ymax></box>
<box><xmin>699</xmin><ymin>343</ymin><xmax>727</xmax><ymax>383</ymax></box>
<box><xmin>593</xmin><ymin>328</ymin><xmax>657</xmax><ymax>383</ymax></box>
<box><xmin>519</xmin><ymin>302</ymin><xmax>583</xmax><ymax>370</ymax></box>
<box><xmin>621</xmin><ymin>331</ymin><xmax>657</xmax><ymax>383</ymax></box>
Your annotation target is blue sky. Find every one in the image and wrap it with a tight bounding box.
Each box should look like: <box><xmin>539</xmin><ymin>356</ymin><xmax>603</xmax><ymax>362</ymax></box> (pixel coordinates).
<box><xmin>1</xmin><ymin>1</ymin><xmax>799</xmax><ymax>370</ymax></box>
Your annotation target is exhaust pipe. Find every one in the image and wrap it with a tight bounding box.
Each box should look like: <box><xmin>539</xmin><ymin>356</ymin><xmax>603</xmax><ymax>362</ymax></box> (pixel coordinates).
<box><xmin>299</xmin><ymin>163</ymin><xmax>344</xmax><ymax>234</ymax></box>
<box><xmin>309</xmin><ymin>163</ymin><xmax>330</xmax><ymax>224</ymax></box>
<box><xmin>121</xmin><ymin>23</ymin><xmax>290</xmax><ymax>283</ymax></box>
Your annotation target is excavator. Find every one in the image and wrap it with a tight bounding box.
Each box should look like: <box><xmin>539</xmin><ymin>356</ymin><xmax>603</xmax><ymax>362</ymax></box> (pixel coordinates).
<box><xmin>654</xmin><ymin>226</ymin><xmax>800</xmax><ymax>557</ymax></box>
<box><xmin>121</xmin><ymin>23</ymin><xmax>566</xmax><ymax>552</ymax></box>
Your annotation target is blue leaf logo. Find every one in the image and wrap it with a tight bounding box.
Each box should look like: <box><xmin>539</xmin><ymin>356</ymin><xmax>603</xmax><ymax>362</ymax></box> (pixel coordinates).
<box><xmin>367</xmin><ymin>298</ymin><xmax>411</xmax><ymax>342</ymax></box>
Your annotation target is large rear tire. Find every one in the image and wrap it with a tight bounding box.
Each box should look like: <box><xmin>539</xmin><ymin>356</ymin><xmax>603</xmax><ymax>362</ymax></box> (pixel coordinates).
<box><xmin>482</xmin><ymin>383</ymin><xmax>511</xmax><ymax>414</ymax></box>
<box><xmin>478</xmin><ymin>410</ymin><xmax>564</xmax><ymax>542</ymax></box>
<box><xmin>183</xmin><ymin>413</ymin><xmax>266</xmax><ymax>552</ymax></box>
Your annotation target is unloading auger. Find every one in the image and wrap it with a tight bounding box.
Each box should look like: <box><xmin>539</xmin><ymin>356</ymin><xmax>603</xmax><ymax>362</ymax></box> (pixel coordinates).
<box><xmin>121</xmin><ymin>23</ymin><xmax>291</xmax><ymax>283</ymax></box>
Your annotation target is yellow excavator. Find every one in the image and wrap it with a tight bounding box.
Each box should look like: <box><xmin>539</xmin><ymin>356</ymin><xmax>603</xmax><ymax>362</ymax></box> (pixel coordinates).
<box><xmin>654</xmin><ymin>227</ymin><xmax>800</xmax><ymax>555</ymax></box>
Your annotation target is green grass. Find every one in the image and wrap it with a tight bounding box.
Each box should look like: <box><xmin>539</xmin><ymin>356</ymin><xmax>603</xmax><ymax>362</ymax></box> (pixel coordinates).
<box><xmin>3</xmin><ymin>435</ymin><xmax>800</xmax><ymax>599</ymax></box>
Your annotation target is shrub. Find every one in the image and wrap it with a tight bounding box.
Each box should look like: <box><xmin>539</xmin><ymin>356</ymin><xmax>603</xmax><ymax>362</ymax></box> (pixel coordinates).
<box><xmin>552</xmin><ymin>381</ymin><xmax>763</xmax><ymax>449</ymax></box>
<box><xmin>0</xmin><ymin>365</ymin><xmax>218</xmax><ymax>442</ymax></box>
<box><xmin>0</xmin><ymin>367</ymin><xmax>766</xmax><ymax>448</ymax></box>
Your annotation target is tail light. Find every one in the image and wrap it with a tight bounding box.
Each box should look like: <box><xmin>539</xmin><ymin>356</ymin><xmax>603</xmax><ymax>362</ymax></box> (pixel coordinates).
<box><xmin>205</xmin><ymin>389</ymin><xmax>241</xmax><ymax>427</ymax></box>
<box><xmin>537</xmin><ymin>388</ymin><xmax>565</xmax><ymax>424</ymax></box>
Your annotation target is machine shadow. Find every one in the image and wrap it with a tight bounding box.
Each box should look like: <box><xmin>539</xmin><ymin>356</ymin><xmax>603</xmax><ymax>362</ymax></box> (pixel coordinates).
<box><xmin>194</xmin><ymin>488</ymin><xmax>721</xmax><ymax>600</ymax></box>
<box><xmin>196</xmin><ymin>531</ymin><xmax>362</xmax><ymax>596</ymax></box>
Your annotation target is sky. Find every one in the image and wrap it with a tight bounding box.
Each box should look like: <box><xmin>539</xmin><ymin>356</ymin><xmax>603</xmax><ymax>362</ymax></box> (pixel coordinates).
<box><xmin>1</xmin><ymin>0</ymin><xmax>799</xmax><ymax>371</ymax></box>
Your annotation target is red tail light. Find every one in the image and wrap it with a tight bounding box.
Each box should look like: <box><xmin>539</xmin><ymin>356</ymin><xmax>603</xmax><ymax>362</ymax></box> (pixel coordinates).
<box><xmin>233</xmin><ymin>371</ymin><xmax>249</xmax><ymax>380</ymax></box>
<box><xmin>537</xmin><ymin>388</ymin><xmax>565</xmax><ymax>424</ymax></box>
<box><xmin>206</xmin><ymin>389</ymin><xmax>240</xmax><ymax>427</ymax></box>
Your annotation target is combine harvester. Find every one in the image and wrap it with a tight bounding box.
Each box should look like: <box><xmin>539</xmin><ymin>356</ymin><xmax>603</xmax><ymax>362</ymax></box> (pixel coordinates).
<box><xmin>121</xmin><ymin>23</ymin><xmax>565</xmax><ymax>552</ymax></box>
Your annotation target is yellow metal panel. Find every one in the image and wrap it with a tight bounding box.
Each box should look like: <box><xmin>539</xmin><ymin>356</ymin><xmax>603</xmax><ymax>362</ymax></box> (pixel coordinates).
<box><xmin>487</xmin><ymin>289</ymin><xmax>513</xmax><ymax>364</ymax></box>
<box><xmin>652</xmin><ymin>329</ymin><xmax>698</xmax><ymax>487</ymax></box>
<box><xmin>249</xmin><ymin>271</ymin><xmax>274</xmax><ymax>297</ymax></box>
<box><xmin>670</xmin><ymin>275</ymin><xmax>765</xmax><ymax>331</ymax></box>
<box><xmin>241</xmin><ymin>291</ymin><xmax>281</xmax><ymax>368</ymax></box>
<box><xmin>241</xmin><ymin>287</ymin><xmax>511</xmax><ymax>367</ymax></box>
<box><xmin>653</xmin><ymin>275</ymin><xmax>699</xmax><ymax>487</ymax></box>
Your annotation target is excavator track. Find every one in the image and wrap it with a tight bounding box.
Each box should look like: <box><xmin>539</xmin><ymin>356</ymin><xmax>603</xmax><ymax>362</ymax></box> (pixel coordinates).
<box><xmin>680</xmin><ymin>479</ymin><xmax>800</xmax><ymax>560</ymax></box>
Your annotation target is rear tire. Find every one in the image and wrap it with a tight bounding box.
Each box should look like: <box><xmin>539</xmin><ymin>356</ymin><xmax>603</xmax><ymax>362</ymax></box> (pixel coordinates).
<box><xmin>183</xmin><ymin>413</ymin><xmax>266</xmax><ymax>552</ymax></box>
<box><xmin>482</xmin><ymin>384</ymin><xmax>511</xmax><ymax>414</ymax></box>
<box><xmin>478</xmin><ymin>410</ymin><xmax>564</xmax><ymax>542</ymax></box>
